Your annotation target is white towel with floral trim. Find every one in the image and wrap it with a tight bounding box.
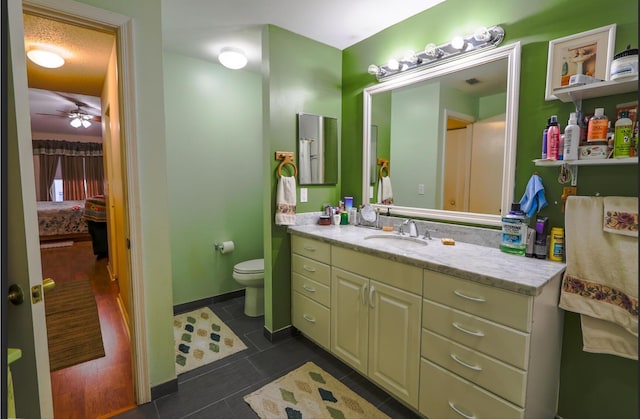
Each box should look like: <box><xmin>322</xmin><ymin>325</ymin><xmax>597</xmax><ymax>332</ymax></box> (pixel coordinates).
<box><xmin>559</xmin><ymin>196</ymin><xmax>638</xmax><ymax>359</ymax></box>
<box><xmin>377</xmin><ymin>176</ymin><xmax>393</xmax><ymax>205</ymax></box>
<box><xmin>275</xmin><ymin>176</ymin><xmax>296</xmax><ymax>226</ymax></box>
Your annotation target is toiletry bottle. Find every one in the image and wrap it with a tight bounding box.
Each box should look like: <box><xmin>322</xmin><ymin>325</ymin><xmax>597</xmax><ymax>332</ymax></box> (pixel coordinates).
<box><xmin>563</xmin><ymin>112</ymin><xmax>580</xmax><ymax>160</ymax></box>
<box><xmin>541</xmin><ymin>118</ymin><xmax>550</xmax><ymax>159</ymax></box>
<box><xmin>587</xmin><ymin>108</ymin><xmax>608</xmax><ymax>142</ymax></box>
<box><xmin>546</xmin><ymin>115</ymin><xmax>560</xmax><ymax>160</ymax></box>
<box><xmin>614</xmin><ymin>110</ymin><xmax>633</xmax><ymax>158</ymax></box>
<box><xmin>549</xmin><ymin>227</ymin><xmax>564</xmax><ymax>261</ymax></box>
<box><xmin>500</xmin><ymin>203</ymin><xmax>528</xmax><ymax>255</ymax></box>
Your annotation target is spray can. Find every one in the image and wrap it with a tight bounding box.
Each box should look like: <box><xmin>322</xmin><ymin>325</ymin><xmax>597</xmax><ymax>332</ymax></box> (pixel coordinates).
<box><xmin>547</xmin><ymin>115</ymin><xmax>561</xmax><ymax>160</ymax></box>
<box><xmin>541</xmin><ymin>118</ymin><xmax>550</xmax><ymax>159</ymax></box>
<box><xmin>549</xmin><ymin>227</ymin><xmax>564</xmax><ymax>262</ymax></box>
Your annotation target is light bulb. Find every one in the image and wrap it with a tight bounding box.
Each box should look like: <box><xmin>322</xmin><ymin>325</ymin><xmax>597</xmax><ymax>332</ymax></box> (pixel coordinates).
<box><xmin>367</xmin><ymin>64</ymin><xmax>380</xmax><ymax>75</ymax></box>
<box><xmin>27</xmin><ymin>49</ymin><xmax>65</xmax><ymax>68</ymax></box>
<box><xmin>451</xmin><ymin>36</ymin><xmax>466</xmax><ymax>50</ymax></box>
<box><xmin>81</xmin><ymin>119</ymin><xmax>92</xmax><ymax>128</ymax></box>
<box><xmin>424</xmin><ymin>43</ymin><xmax>442</xmax><ymax>59</ymax></box>
<box><xmin>70</xmin><ymin>118</ymin><xmax>82</xmax><ymax>128</ymax></box>
<box><xmin>387</xmin><ymin>58</ymin><xmax>399</xmax><ymax>71</ymax></box>
<box><xmin>218</xmin><ymin>48</ymin><xmax>247</xmax><ymax>70</ymax></box>
<box><xmin>403</xmin><ymin>50</ymin><xmax>419</xmax><ymax>64</ymax></box>
<box><xmin>473</xmin><ymin>27</ymin><xmax>491</xmax><ymax>42</ymax></box>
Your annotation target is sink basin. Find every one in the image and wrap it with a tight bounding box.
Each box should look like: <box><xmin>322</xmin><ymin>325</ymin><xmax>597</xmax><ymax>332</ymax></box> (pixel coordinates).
<box><xmin>364</xmin><ymin>234</ymin><xmax>428</xmax><ymax>250</ymax></box>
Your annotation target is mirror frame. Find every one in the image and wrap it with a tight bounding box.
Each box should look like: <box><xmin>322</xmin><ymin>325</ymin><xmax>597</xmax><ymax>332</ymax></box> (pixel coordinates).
<box><xmin>362</xmin><ymin>42</ymin><xmax>521</xmax><ymax>227</ymax></box>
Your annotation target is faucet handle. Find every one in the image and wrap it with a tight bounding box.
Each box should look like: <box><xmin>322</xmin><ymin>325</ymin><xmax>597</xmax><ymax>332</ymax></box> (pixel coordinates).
<box><xmin>422</xmin><ymin>228</ymin><xmax>432</xmax><ymax>240</ymax></box>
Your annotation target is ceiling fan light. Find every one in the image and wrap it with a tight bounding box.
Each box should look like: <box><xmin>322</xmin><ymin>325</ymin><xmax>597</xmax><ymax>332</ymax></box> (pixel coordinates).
<box><xmin>218</xmin><ymin>48</ymin><xmax>247</xmax><ymax>70</ymax></box>
<box><xmin>27</xmin><ymin>49</ymin><xmax>65</xmax><ymax>68</ymax></box>
<box><xmin>70</xmin><ymin>117</ymin><xmax>82</xmax><ymax>128</ymax></box>
<box><xmin>81</xmin><ymin>119</ymin><xmax>92</xmax><ymax>128</ymax></box>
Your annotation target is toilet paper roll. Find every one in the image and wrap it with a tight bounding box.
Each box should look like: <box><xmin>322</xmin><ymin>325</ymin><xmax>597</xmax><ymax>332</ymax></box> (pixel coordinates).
<box><xmin>219</xmin><ymin>241</ymin><xmax>234</xmax><ymax>254</ymax></box>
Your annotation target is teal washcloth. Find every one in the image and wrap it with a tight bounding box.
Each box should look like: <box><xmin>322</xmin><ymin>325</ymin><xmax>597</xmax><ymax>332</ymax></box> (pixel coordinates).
<box><xmin>519</xmin><ymin>174</ymin><xmax>548</xmax><ymax>218</ymax></box>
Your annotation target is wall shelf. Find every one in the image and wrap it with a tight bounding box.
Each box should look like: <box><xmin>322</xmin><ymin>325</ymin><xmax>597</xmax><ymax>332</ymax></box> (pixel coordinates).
<box><xmin>533</xmin><ymin>157</ymin><xmax>637</xmax><ymax>186</ymax></box>
<box><xmin>550</xmin><ymin>77</ymin><xmax>638</xmax><ymax>103</ymax></box>
<box><xmin>533</xmin><ymin>157</ymin><xmax>638</xmax><ymax>166</ymax></box>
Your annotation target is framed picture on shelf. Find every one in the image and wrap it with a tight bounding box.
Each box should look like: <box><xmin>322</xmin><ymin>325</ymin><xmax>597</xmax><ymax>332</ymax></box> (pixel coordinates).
<box><xmin>544</xmin><ymin>24</ymin><xmax>616</xmax><ymax>101</ymax></box>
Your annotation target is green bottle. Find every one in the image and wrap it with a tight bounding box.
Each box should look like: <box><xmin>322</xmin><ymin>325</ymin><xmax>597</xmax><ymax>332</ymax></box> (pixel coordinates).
<box><xmin>614</xmin><ymin>111</ymin><xmax>633</xmax><ymax>158</ymax></box>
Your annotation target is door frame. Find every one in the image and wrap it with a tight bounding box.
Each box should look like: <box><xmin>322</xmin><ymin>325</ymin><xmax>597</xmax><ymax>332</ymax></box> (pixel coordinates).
<box><xmin>18</xmin><ymin>0</ymin><xmax>150</xmax><ymax>404</ymax></box>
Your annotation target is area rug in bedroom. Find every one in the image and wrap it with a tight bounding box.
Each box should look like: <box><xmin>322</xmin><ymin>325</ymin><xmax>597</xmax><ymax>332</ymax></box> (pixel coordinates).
<box><xmin>45</xmin><ymin>278</ymin><xmax>105</xmax><ymax>371</ymax></box>
<box><xmin>244</xmin><ymin>361</ymin><xmax>390</xmax><ymax>419</ymax></box>
<box><xmin>173</xmin><ymin>306</ymin><xmax>248</xmax><ymax>374</ymax></box>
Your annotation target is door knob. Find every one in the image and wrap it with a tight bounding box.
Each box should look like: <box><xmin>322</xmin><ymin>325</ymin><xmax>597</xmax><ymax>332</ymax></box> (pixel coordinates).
<box><xmin>8</xmin><ymin>284</ymin><xmax>24</xmax><ymax>305</ymax></box>
<box><xmin>43</xmin><ymin>278</ymin><xmax>56</xmax><ymax>292</ymax></box>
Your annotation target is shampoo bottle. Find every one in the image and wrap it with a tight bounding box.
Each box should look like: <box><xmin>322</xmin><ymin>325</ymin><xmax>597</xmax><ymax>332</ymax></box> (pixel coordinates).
<box><xmin>546</xmin><ymin>115</ymin><xmax>560</xmax><ymax>160</ymax></box>
<box><xmin>587</xmin><ymin>108</ymin><xmax>608</xmax><ymax>142</ymax></box>
<box><xmin>614</xmin><ymin>110</ymin><xmax>633</xmax><ymax>158</ymax></box>
<box><xmin>500</xmin><ymin>203</ymin><xmax>528</xmax><ymax>255</ymax></box>
<box><xmin>541</xmin><ymin>118</ymin><xmax>550</xmax><ymax>159</ymax></box>
<box><xmin>563</xmin><ymin>112</ymin><xmax>581</xmax><ymax>160</ymax></box>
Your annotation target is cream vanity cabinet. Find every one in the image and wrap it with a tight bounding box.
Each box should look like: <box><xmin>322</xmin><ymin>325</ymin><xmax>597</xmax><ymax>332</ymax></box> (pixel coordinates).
<box><xmin>290</xmin><ymin>235</ymin><xmax>332</xmax><ymax>351</ymax></box>
<box><xmin>419</xmin><ymin>270</ymin><xmax>563</xmax><ymax>419</ymax></box>
<box><xmin>330</xmin><ymin>246</ymin><xmax>423</xmax><ymax>408</ymax></box>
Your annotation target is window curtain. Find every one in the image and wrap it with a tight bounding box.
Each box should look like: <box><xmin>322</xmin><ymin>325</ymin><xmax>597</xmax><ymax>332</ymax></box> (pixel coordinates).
<box><xmin>85</xmin><ymin>155</ymin><xmax>105</xmax><ymax>197</ymax></box>
<box><xmin>61</xmin><ymin>155</ymin><xmax>86</xmax><ymax>200</ymax></box>
<box><xmin>38</xmin><ymin>154</ymin><xmax>59</xmax><ymax>201</ymax></box>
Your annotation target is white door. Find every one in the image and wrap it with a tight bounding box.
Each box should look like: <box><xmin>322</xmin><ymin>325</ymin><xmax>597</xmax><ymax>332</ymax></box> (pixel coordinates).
<box><xmin>7</xmin><ymin>0</ymin><xmax>54</xmax><ymax>417</ymax></box>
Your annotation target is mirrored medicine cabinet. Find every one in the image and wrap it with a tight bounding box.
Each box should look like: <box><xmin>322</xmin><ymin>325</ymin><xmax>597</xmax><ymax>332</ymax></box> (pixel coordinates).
<box><xmin>297</xmin><ymin>113</ymin><xmax>339</xmax><ymax>185</ymax></box>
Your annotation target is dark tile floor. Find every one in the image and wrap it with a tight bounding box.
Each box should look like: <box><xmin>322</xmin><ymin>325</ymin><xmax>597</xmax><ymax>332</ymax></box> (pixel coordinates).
<box><xmin>114</xmin><ymin>295</ymin><xmax>422</xmax><ymax>418</ymax></box>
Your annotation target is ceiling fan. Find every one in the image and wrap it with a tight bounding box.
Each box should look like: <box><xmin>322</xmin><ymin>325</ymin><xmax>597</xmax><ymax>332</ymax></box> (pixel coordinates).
<box><xmin>33</xmin><ymin>90</ymin><xmax>102</xmax><ymax>129</ymax></box>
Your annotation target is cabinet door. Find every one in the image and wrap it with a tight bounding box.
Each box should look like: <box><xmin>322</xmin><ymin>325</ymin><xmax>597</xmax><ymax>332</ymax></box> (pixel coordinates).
<box><xmin>368</xmin><ymin>280</ymin><xmax>421</xmax><ymax>407</ymax></box>
<box><xmin>331</xmin><ymin>267</ymin><xmax>369</xmax><ymax>375</ymax></box>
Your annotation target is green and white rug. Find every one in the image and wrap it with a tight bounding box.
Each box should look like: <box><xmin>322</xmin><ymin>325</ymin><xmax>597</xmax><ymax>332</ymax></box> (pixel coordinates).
<box><xmin>244</xmin><ymin>361</ymin><xmax>390</xmax><ymax>419</ymax></box>
<box><xmin>173</xmin><ymin>307</ymin><xmax>248</xmax><ymax>374</ymax></box>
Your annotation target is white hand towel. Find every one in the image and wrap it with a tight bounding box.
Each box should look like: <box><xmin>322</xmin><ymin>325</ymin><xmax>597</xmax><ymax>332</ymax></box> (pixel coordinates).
<box><xmin>275</xmin><ymin>176</ymin><xmax>297</xmax><ymax>226</ymax></box>
<box><xmin>377</xmin><ymin>176</ymin><xmax>394</xmax><ymax>205</ymax></box>
<box><xmin>559</xmin><ymin>196</ymin><xmax>638</xmax><ymax>359</ymax></box>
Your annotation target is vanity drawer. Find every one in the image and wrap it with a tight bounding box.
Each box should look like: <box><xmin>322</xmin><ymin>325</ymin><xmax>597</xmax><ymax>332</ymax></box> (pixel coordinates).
<box><xmin>332</xmin><ymin>246</ymin><xmax>422</xmax><ymax>295</ymax></box>
<box><xmin>422</xmin><ymin>299</ymin><xmax>529</xmax><ymax>369</ymax></box>
<box><xmin>292</xmin><ymin>272</ymin><xmax>330</xmax><ymax>307</ymax></box>
<box><xmin>292</xmin><ymin>291</ymin><xmax>330</xmax><ymax>350</ymax></box>
<box><xmin>291</xmin><ymin>253</ymin><xmax>330</xmax><ymax>286</ymax></box>
<box><xmin>421</xmin><ymin>329</ymin><xmax>526</xmax><ymax>407</ymax></box>
<box><xmin>291</xmin><ymin>235</ymin><xmax>331</xmax><ymax>264</ymax></box>
<box><xmin>423</xmin><ymin>270</ymin><xmax>532</xmax><ymax>332</ymax></box>
<box><xmin>419</xmin><ymin>358</ymin><xmax>524</xmax><ymax>419</ymax></box>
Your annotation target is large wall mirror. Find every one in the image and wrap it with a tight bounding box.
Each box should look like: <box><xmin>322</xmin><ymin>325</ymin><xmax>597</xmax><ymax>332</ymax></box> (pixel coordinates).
<box><xmin>298</xmin><ymin>113</ymin><xmax>339</xmax><ymax>185</ymax></box>
<box><xmin>362</xmin><ymin>42</ymin><xmax>521</xmax><ymax>227</ymax></box>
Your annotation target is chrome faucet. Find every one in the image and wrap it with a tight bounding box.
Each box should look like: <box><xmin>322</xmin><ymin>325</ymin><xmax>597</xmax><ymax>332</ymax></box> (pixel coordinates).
<box><xmin>400</xmin><ymin>219</ymin><xmax>419</xmax><ymax>237</ymax></box>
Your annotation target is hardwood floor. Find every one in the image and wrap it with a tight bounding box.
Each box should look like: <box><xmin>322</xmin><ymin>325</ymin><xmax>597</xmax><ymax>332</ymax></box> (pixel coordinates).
<box><xmin>41</xmin><ymin>240</ymin><xmax>136</xmax><ymax>419</ymax></box>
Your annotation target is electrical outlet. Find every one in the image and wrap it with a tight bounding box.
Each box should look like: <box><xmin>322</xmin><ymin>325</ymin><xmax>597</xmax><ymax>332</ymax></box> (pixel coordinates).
<box><xmin>561</xmin><ymin>186</ymin><xmax>577</xmax><ymax>212</ymax></box>
<box><xmin>418</xmin><ymin>184</ymin><xmax>425</xmax><ymax>195</ymax></box>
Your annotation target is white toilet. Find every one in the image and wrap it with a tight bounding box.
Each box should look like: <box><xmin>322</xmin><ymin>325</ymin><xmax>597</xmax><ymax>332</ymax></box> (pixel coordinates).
<box><xmin>232</xmin><ymin>258</ymin><xmax>265</xmax><ymax>317</ymax></box>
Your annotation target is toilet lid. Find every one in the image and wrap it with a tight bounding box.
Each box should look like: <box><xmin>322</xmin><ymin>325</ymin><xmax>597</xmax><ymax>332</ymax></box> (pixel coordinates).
<box><xmin>234</xmin><ymin>258</ymin><xmax>264</xmax><ymax>274</ymax></box>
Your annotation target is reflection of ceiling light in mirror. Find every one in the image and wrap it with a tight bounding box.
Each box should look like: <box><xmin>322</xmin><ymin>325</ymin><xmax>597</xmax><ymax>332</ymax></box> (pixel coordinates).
<box><xmin>424</xmin><ymin>43</ymin><xmax>443</xmax><ymax>59</ymax></box>
<box><xmin>367</xmin><ymin>64</ymin><xmax>380</xmax><ymax>75</ymax></box>
<box><xmin>218</xmin><ymin>48</ymin><xmax>247</xmax><ymax>69</ymax></box>
<box><xmin>403</xmin><ymin>50</ymin><xmax>419</xmax><ymax>64</ymax></box>
<box><xmin>27</xmin><ymin>49</ymin><xmax>65</xmax><ymax>68</ymax></box>
<box><xmin>473</xmin><ymin>27</ymin><xmax>491</xmax><ymax>42</ymax></box>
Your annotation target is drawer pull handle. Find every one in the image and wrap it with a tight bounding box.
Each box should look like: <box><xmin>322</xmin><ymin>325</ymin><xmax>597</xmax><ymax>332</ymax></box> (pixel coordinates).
<box><xmin>448</xmin><ymin>401</ymin><xmax>477</xmax><ymax>419</ymax></box>
<box><xmin>369</xmin><ymin>285</ymin><xmax>376</xmax><ymax>308</ymax></box>
<box><xmin>302</xmin><ymin>285</ymin><xmax>316</xmax><ymax>293</ymax></box>
<box><xmin>303</xmin><ymin>314</ymin><xmax>316</xmax><ymax>323</ymax></box>
<box><xmin>450</xmin><ymin>353</ymin><xmax>482</xmax><ymax>371</ymax></box>
<box><xmin>303</xmin><ymin>265</ymin><xmax>316</xmax><ymax>273</ymax></box>
<box><xmin>361</xmin><ymin>284</ymin><xmax>368</xmax><ymax>306</ymax></box>
<box><xmin>453</xmin><ymin>290</ymin><xmax>486</xmax><ymax>303</ymax></box>
<box><xmin>303</xmin><ymin>245</ymin><xmax>317</xmax><ymax>252</ymax></box>
<box><xmin>452</xmin><ymin>322</ymin><xmax>485</xmax><ymax>337</ymax></box>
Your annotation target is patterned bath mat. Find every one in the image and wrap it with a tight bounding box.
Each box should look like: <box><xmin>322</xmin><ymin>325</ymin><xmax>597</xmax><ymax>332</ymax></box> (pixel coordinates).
<box><xmin>244</xmin><ymin>361</ymin><xmax>390</xmax><ymax>419</ymax></box>
<box><xmin>173</xmin><ymin>307</ymin><xmax>248</xmax><ymax>374</ymax></box>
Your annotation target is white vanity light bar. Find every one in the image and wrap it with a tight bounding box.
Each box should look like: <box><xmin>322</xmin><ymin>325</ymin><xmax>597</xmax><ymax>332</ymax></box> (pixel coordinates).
<box><xmin>368</xmin><ymin>25</ymin><xmax>505</xmax><ymax>81</ymax></box>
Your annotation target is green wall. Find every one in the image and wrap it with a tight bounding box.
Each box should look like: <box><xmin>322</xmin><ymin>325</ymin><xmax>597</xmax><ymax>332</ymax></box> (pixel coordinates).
<box><xmin>163</xmin><ymin>52</ymin><xmax>263</xmax><ymax>305</ymax></box>
<box><xmin>262</xmin><ymin>25</ymin><xmax>343</xmax><ymax>332</ymax></box>
<box><xmin>74</xmin><ymin>0</ymin><xmax>177</xmax><ymax>388</ymax></box>
<box><xmin>341</xmin><ymin>0</ymin><xmax>638</xmax><ymax>418</ymax></box>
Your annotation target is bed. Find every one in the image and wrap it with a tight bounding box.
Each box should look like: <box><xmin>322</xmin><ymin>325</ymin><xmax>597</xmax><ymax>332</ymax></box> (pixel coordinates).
<box><xmin>37</xmin><ymin>200</ymin><xmax>90</xmax><ymax>241</ymax></box>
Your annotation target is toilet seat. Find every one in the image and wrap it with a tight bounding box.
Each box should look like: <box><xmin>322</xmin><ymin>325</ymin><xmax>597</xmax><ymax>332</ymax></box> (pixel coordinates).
<box><xmin>233</xmin><ymin>258</ymin><xmax>264</xmax><ymax>275</ymax></box>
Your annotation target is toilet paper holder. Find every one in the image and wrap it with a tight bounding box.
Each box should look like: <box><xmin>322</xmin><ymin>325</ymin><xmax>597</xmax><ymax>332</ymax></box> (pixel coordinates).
<box><xmin>214</xmin><ymin>241</ymin><xmax>235</xmax><ymax>254</ymax></box>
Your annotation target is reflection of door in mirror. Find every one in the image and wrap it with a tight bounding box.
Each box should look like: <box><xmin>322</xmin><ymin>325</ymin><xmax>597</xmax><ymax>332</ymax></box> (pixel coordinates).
<box><xmin>444</xmin><ymin>113</ymin><xmax>505</xmax><ymax>215</ymax></box>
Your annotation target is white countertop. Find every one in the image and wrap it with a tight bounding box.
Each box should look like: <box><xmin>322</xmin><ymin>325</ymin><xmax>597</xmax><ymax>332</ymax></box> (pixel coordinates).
<box><xmin>288</xmin><ymin>224</ymin><xmax>566</xmax><ymax>296</ymax></box>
